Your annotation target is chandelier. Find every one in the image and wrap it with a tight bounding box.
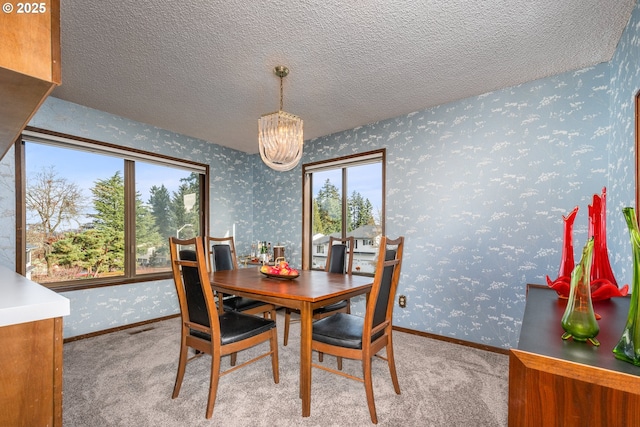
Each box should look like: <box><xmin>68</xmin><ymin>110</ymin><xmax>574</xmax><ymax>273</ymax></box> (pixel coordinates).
<box><xmin>258</xmin><ymin>65</ymin><xmax>304</xmax><ymax>171</ymax></box>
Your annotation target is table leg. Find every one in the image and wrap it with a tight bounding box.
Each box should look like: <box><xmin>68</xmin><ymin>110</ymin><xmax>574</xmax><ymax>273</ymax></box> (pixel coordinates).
<box><xmin>299</xmin><ymin>301</ymin><xmax>312</xmax><ymax>417</ymax></box>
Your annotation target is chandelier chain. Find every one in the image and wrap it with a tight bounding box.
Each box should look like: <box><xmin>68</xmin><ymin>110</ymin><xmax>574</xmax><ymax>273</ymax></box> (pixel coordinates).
<box><xmin>279</xmin><ymin>75</ymin><xmax>284</xmax><ymax>111</ymax></box>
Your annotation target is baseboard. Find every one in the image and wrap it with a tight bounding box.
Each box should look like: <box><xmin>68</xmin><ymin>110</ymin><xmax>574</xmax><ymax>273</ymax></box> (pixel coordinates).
<box><xmin>63</xmin><ymin>314</ymin><xmax>180</xmax><ymax>343</ymax></box>
<box><xmin>64</xmin><ymin>313</ymin><xmax>509</xmax><ymax>355</ymax></box>
<box><xmin>392</xmin><ymin>325</ymin><xmax>509</xmax><ymax>355</ymax></box>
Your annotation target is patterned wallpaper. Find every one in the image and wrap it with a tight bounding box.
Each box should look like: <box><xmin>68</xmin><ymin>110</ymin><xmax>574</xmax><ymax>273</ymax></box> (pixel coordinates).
<box><xmin>255</xmin><ymin>64</ymin><xmax>615</xmax><ymax>348</ymax></box>
<box><xmin>607</xmin><ymin>1</ymin><xmax>640</xmax><ymax>285</ymax></box>
<box><xmin>0</xmin><ymin>1</ymin><xmax>638</xmax><ymax>345</ymax></box>
<box><xmin>7</xmin><ymin>98</ymin><xmax>255</xmax><ymax>337</ymax></box>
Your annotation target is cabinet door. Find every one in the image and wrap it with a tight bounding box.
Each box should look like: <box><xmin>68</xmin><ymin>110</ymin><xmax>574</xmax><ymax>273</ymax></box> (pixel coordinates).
<box><xmin>0</xmin><ymin>317</ymin><xmax>63</xmax><ymax>427</ymax></box>
<box><xmin>0</xmin><ymin>0</ymin><xmax>60</xmax><ymax>159</ymax></box>
<box><xmin>0</xmin><ymin>0</ymin><xmax>60</xmax><ymax>82</ymax></box>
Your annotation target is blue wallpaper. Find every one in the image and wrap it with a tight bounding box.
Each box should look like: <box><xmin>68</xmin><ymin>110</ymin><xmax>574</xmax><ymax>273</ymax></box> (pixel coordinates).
<box><xmin>256</xmin><ymin>64</ymin><xmax>615</xmax><ymax>348</ymax></box>
<box><xmin>5</xmin><ymin>98</ymin><xmax>256</xmax><ymax>337</ymax></box>
<box><xmin>0</xmin><ymin>2</ymin><xmax>639</xmax><ymax>345</ymax></box>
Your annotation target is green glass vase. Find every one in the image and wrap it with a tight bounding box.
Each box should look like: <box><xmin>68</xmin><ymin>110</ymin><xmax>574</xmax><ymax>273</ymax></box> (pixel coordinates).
<box><xmin>612</xmin><ymin>207</ymin><xmax>640</xmax><ymax>365</ymax></box>
<box><xmin>561</xmin><ymin>237</ymin><xmax>600</xmax><ymax>346</ymax></box>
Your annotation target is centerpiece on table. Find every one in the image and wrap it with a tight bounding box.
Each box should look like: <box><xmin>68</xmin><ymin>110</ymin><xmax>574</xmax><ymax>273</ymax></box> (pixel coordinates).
<box><xmin>260</xmin><ymin>260</ymin><xmax>299</xmax><ymax>279</ymax></box>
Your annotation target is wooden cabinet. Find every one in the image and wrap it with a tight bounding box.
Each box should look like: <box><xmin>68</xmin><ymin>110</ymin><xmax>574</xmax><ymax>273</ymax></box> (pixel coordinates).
<box><xmin>0</xmin><ymin>266</ymin><xmax>69</xmax><ymax>427</ymax></box>
<box><xmin>509</xmin><ymin>285</ymin><xmax>640</xmax><ymax>427</ymax></box>
<box><xmin>0</xmin><ymin>318</ymin><xmax>63</xmax><ymax>427</ymax></box>
<box><xmin>0</xmin><ymin>0</ymin><xmax>60</xmax><ymax>159</ymax></box>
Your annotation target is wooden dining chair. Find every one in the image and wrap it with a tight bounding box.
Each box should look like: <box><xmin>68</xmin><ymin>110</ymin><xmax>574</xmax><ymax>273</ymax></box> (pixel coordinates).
<box><xmin>205</xmin><ymin>236</ymin><xmax>276</xmax><ymax>320</ymax></box>
<box><xmin>169</xmin><ymin>236</ymin><xmax>279</xmax><ymax>419</ymax></box>
<box><xmin>311</xmin><ymin>236</ymin><xmax>404</xmax><ymax>424</ymax></box>
<box><xmin>283</xmin><ymin>236</ymin><xmax>354</xmax><ymax>347</ymax></box>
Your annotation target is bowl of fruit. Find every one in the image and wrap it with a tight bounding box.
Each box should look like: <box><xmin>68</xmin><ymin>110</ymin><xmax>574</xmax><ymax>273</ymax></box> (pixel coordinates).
<box><xmin>260</xmin><ymin>261</ymin><xmax>299</xmax><ymax>280</ymax></box>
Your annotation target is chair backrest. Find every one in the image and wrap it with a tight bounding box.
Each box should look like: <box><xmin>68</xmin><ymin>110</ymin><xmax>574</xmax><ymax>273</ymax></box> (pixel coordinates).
<box><xmin>325</xmin><ymin>236</ymin><xmax>354</xmax><ymax>274</ymax></box>
<box><xmin>364</xmin><ymin>236</ymin><xmax>404</xmax><ymax>338</ymax></box>
<box><xmin>169</xmin><ymin>236</ymin><xmax>220</xmax><ymax>337</ymax></box>
<box><xmin>205</xmin><ymin>236</ymin><xmax>239</xmax><ymax>272</ymax></box>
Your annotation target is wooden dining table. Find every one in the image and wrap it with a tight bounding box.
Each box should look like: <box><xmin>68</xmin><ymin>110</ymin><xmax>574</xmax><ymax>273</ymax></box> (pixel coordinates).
<box><xmin>208</xmin><ymin>267</ymin><xmax>373</xmax><ymax>417</ymax></box>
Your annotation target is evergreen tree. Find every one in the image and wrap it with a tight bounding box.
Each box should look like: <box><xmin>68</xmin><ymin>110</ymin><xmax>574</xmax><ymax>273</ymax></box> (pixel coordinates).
<box><xmin>148</xmin><ymin>184</ymin><xmax>172</xmax><ymax>238</ymax></box>
<box><xmin>89</xmin><ymin>172</ymin><xmax>125</xmax><ymax>272</ymax></box>
<box><xmin>348</xmin><ymin>190</ymin><xmax>374</xmax><ymax>231</ymax></box>
<box><xmin>136</xmin><ymin>193</ymin><xmax>162</xmax><ymax>264</ymax></box>
<box><xmin>312</xmin><ymin>199</ymin><xmax>326</xmax><ymax>235</ymax></box>
<box><xmin>51</xmin><ymin>229</ymin><xmax>112</xmax><ymax>277</ymax></box>
<box><xmin>316</xmin><ymin>179</ymin><xmax>341</xmax><ymax>234</ymax></box>
<box><xmin>172</xmin><ymin>182</ymin><xmax>199</xmax><ymax>239</ymax></box>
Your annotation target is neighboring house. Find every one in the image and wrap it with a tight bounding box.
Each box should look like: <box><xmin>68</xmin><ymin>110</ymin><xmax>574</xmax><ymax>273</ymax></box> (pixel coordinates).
<box><xmin>25</xmin><ymin>245</ymin><xmax>35</xmax><ymax>280</ymax></box>
<box><xmin>312</xmin><ymin>224</ymin><xmax>381</xmax><ymax>274</ymax></box>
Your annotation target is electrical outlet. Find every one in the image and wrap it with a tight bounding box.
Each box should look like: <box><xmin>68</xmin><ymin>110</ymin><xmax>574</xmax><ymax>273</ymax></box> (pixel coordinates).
<box><xmin>398</xmin><ymin>295</ymin><xmax>407</xmax><ymax>308</ymax></box>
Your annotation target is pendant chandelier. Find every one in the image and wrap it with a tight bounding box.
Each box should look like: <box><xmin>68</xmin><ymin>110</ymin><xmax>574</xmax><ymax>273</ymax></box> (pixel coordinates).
<box><xmin>258</xmin><ymin>65</ymin><xmax>303</xmax><ymax>171</ymax></box>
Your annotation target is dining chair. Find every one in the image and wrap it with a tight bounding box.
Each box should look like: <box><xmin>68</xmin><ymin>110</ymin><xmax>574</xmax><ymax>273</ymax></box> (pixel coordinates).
<box><xmin>283</xmin><ymin>236</ymin><xmax>354</xmax><ymax>348</ymax></box>
<box><xmin>169</xmin><ymin>236</ymin><xmax>280</xmax><ymax>419</ymax></box>
<box><xmin>311</xmin><ymin>236</ymin><xmax>404</xmax><ymax>424</ymax></box>
<box><xmin>206</xmin><ymin>236</ymin><xmax>277</xmax><ymax>320</ymax></box>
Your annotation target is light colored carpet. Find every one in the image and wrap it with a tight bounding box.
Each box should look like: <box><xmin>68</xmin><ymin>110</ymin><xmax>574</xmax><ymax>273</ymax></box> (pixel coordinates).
<box><xmin>62</xmin><ymin>311</ymin><xmax>509</xmax><ymax>426</ymax></box>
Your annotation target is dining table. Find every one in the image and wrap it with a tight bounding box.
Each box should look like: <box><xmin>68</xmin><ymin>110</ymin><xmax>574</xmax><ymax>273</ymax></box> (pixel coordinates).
<box><xmin>208</xmin><ymin>266</ymin><xmax>374</xmax><ymax>417</ymax></box>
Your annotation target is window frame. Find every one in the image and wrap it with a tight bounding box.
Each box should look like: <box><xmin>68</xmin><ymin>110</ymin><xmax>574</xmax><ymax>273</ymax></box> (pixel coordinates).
<box><xmin>301</xmin><ymin>149</ymin><xmax>385</xmax><ymax>272</ymax></box>
<box><xmin>16</xmin><ymin>127</ymin><xmax>209</xmax><ymax>291</ymax></box>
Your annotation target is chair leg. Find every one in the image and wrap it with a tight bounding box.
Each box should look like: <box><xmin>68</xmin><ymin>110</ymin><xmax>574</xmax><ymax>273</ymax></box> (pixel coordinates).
<box><xmin>270</xmin><ymin>329</ymin><xmax>280</xmax><ymax>383</ymax></box>
<box><xmin>172</xmin><ymin>337</ymin><xmax>188</xmax><ymax>399</ymax></box>
<box><xmin>337</xmin><ymin>356</ymin><xmax>343</xmax><ymax>370</ymax></box>
<box><xmin>283</xmin><ymin>308</ymin><xmax>291</xmax><ymax>346</ymax></box>
<box><xmin>205</xmin><ymin>353</ymin><xmax>222</xmax><ymax>419</ymax></box>
<box><xmin>362</xmin><ymin>356</ymin><xmax>378</xmax><ymax>424</ymax></box>
<box><xmin>230</xmin><ymin>352</ymin><xmax>237</xmax><ymax>366</ymax></box>
<box><xmin>386</xmin><ymin>338</ymin><xmax>401</xmax><ymax>394</ymax></box>
<box><xmin>318</xmin><ymin>352</ymin><xmax>323</xmax><ymax>362</ymax></box>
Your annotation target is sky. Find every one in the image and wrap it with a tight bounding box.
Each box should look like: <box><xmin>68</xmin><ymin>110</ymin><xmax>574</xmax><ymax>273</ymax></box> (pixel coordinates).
<box><xmin>25</xmin><ymin>141</ymin><xmax>383</xmax><ymax>227</ymax></box>
<box><xmin>312</xmin><ymin>163</ymin><xmax>383</xmax><ymax>212</ymax></box>
<box><xmin>24</xmin><ymin>141</ymin><xmax>191</xmax><ymax>228</ymax></box>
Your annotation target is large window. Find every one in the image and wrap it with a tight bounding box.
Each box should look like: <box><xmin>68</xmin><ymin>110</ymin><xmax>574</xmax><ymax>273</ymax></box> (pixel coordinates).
<box><xmin>302</xmin><ymin>149</ymin><xmax>385</xmax><ymax>274</ymax></box>
<box><xmin>18</xmin><ymin>128</ymin><xmax>208</xmax><ymax>290</ymax></box>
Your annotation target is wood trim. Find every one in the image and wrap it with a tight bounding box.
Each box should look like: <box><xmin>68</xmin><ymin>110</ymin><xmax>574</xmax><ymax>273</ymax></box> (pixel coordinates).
<box><xmin>393</xmin><ymin>325</ymin><xmax>509</xmax><ymax>355</ymax></box>
<box><xmin>301</xmin><ymin>169</ymin><xmax>312</xmax><ymax>270</ymax></box>
<box><xmin>18</xmin><ymin>127</ymin><xmax>209</xmax><ymax>291</ymax></box>
<box><xmin>634</xmin><ymin>90</ymin><xmax>640</xmax><ymax>217</ymax></box>
<box><xmin>509</xmin><ymin>348</ymin><xmax>640</xmax><ymax>427</ymax></box>
<box><xmin>63</xmin><ymin>314</ymin><xmax>179</xmax><ymax>343</ymax></box>
<box><xmin>15</xmin><ymin>138</ymin><xmax>25</xmax><ymax>275</ymax></box>
<box><xmin>50</xmin><ymin>0</ymin><xmax>61</xmax><ymax>84</ymax></box>
<box><xmin>301</xmin><ymin>148</ymin><xmax>386</xmax><ymax>270</ymax></box>
<box><xmin>53</xmin><ymin>317</ymin><xmax>63</xmax><ymax>426</ymax></box>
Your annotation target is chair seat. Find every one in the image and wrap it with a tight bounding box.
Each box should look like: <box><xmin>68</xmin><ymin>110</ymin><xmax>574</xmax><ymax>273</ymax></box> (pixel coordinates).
<box><xmin>313</xmin><ymin>299</ymin><xmax>348</xmax><ymax>315</ymax></box>
<box><xmin>192</xmin><ymin>311</ymin><xmax>275</xmax><ymax>345</ymax></box>
<box><xmin>223</xmin><ymin>296</ymin><xmax>269</xmax><ymax>313</ymax></box>
<box><xmin>220</xmin><ymin>311</ymin><xmax>275</xmax><ymax>345</ymax></box>
<box><xmin>312</xmin><ymin>312</ymin><xmax>373</xmax><ymax>349</ymax></box>
<box><xmin>313</xmin><ymin>312</ymin><xmax>385</xmax><ymax>349</ymax></box>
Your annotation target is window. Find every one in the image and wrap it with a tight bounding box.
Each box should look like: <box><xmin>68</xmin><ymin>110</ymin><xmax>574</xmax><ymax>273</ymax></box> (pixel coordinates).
<box><xmin>302</xmin><ymin>149</ymin><xmax>385</xmax><ymax>274</ymax></box>
<box><xmin>17</xmin><ymin>128</ymin><xmax>208</xmax><ymax>291</ymax></box>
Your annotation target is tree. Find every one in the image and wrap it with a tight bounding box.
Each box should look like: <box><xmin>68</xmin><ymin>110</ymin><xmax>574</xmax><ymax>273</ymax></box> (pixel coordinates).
<box><xmin>51</xmin><ymin>229</ymin><xmax>112</xmax><ymax>277</ymax></box>
<box><xmin>312</xmin><ymin>199</ymin><xmax>326</xmax><ymax>235</ymax></box>
<box><xmin>312</xmin><ymin>181</ymin><xmax>376</xmax><ymax>236</ymax></box>
<box><xmin>171</xmin><ymin>180</ymin><xmax>199</xmax><ymax>239</ymax></box>
<box><xmin>148</xmin><ymin>184</ymin><xmax>172</xmax><ymax>238</ymax></box>
<box><xmin>135</xmin><ymin>193</ymin><xmax>162</xmax><ymax>264</ymax></box>
<box><xmin>89</xmin><ymin>172</ymin><xmax>125</xmax><ymax>272</ymax></box>
<box><xmin>348</xmin><ymin>190</ymin><xmax>374</xmax><ymax>231</ymax></box>
<box><xmin>315</xmin><ymin>179</ymin><xmax>341</xmax><ymax>234</ymax></box>
<box><xmin>26</xmin><ymin>166</ymin><xmax>84</xmax><ymax>275</ymax></box>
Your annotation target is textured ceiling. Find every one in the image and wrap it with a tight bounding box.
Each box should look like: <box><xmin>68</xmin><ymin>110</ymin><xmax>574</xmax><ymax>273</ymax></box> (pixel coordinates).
<box><xmin>52</xmin><ymin>0</ymin><xmax>635</xmax><ymax>154</ymax></box>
